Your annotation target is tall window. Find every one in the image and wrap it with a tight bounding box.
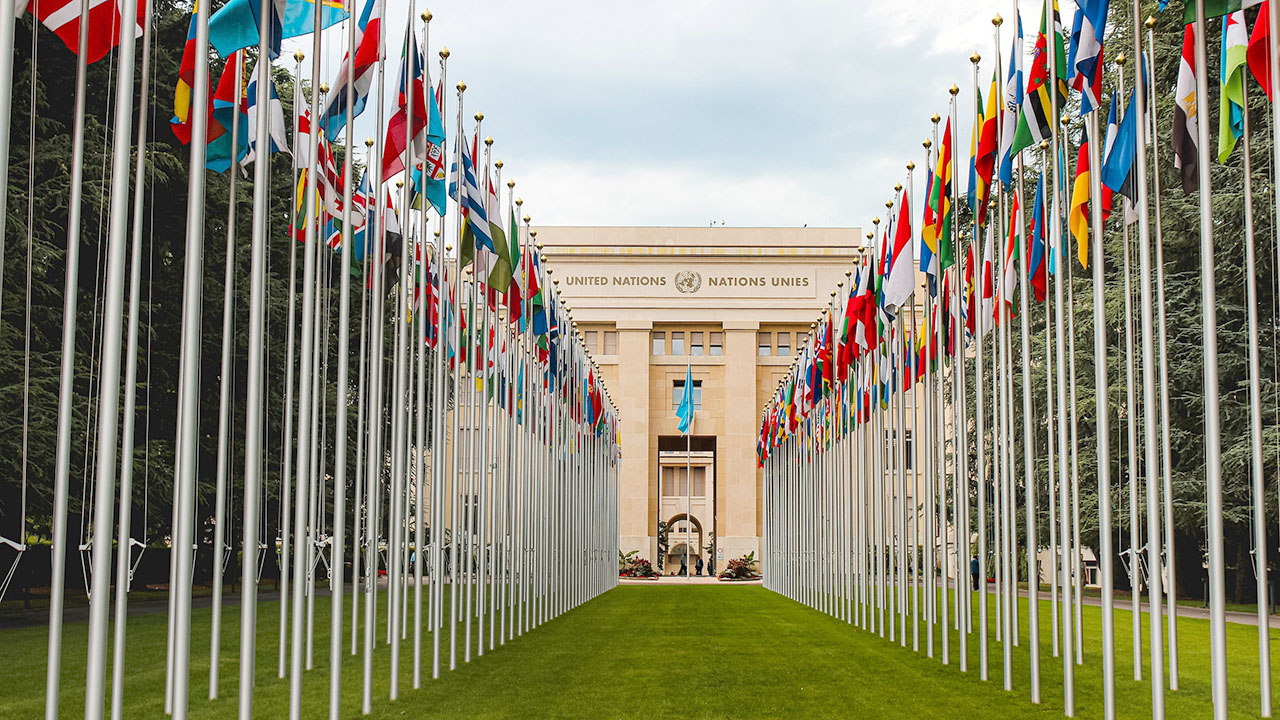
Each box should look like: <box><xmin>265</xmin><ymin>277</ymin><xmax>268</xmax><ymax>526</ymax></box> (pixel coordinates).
<box><xmin>584</xmin><ymin>330</ymin><xmax>598</xmax><ymax>353</ymax></box>
<box><xmin>673</xmin><ymin>379</ymin><xmax>702</xmax><ymax>410</ymax></box>
<box><xmin>777</xmin><ymin>332</ymin><xmax>792</xmax><ymax>356</ymax></box>
<box><xmin>690</xmin><ymin>332</ymin><xmax>704</xmax><ymax>356</ymax></box>
<box><xmin>653</xmin><ymin>331</ymin><xmax>666</xmax><ymax>355</ymax></box>
<box><xmin>603</xmin><ymin>331</ymin><xmax>618</xmax><ymax>354</ymax></box>
<box><xmin>709</xmin><ymin>332</ymin><xmax>723</xmax><ymax>356</ymax></box>
<box><xmin>671</xmin><ymin>331</ymin><xmax>686</xmax><ymax>355</ymax></box>
<box><xmin>757</xmin><ymin>331</ymin><xmax>772</xmax><ymax>356</ymax></box>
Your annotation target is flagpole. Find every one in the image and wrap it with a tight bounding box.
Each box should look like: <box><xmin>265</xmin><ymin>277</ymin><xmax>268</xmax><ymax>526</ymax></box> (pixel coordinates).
<box><xmin>1052</xmin><ymin>107</ymin><xmax>1075</xmax><ymax>720</ymax></box>
<box><xmin>990</xmin><ymin>13</ymin><xmax>1005</xmax><ymax>661</ymax></box>
<box><xmin>948</xmin><ymin>87</ymin><xmax>970</xmax><ymax>671</ymax></box>
<box><xmin>1086</xmin><ymin>72</ymin><xmax>1117</xmax><ymax>720</ymax></box>
<box><xmin>1145</xmin><ymin>15</ymin><xmax>1178</xmax><ymax>690</ymax></box>
<box><xmin>970</xmin><ymin>49</ymin><xmax>990</xmax><ymax>683</ymax></box>
<box><xmin>431</xmin><ymin>48</ymin><xmax>450</xmax><ymax>679</ymax></box>
<box><xmin>209</xmin><ymin>50</ymin><xmax>244</xmax><ymax>701</ymax></box>
<box><xmin>110</xmin><ymin>0</ymin><xmax>155</xmax><ymax>710</ymax></box>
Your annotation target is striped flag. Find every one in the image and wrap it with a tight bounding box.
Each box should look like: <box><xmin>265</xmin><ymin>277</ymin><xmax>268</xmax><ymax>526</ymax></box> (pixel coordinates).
<box><xmin>30</xmin><ymin>0</ymin><xmax>144</xmax><ymax>65</ymax></box>
<box><xmin>1172</xmin><ymin>23</ymin><xmax>1200</xmax><ymax>192</ymax></box>
<box><xmin>319</xmin><ymin>0</ymin><xmax>384</xmax><ymax>141</ymax></box>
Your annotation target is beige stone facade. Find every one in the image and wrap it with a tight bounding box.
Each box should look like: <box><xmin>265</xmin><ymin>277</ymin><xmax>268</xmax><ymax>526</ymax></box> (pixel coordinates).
<box><xmin>537</xmin><ymin>227</ymin><xmax>861</xmax><ymax>574</ymax></box>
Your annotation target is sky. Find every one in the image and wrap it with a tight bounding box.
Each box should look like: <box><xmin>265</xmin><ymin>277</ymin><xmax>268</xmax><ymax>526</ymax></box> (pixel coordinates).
<box><xmin>287</xmin><ymin>0</ymin><xmax>1080</xmax><ymax>237</ymax></box>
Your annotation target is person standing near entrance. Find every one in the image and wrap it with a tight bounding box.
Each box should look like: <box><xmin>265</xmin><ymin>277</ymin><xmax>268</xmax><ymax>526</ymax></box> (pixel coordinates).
<box><xmin>679</xmin><ymin>554</ymin><xmax>688</xmax><ymax>577</ymax></box>
<box><xmin>970</xmin><ymin>555</ymin><xmax>980</xmax><ymax>591</ymax></box>
<box><xmin>695</xmin><ymin>556</ymin><xmax>704</xmax><ymax>577</ymax></box>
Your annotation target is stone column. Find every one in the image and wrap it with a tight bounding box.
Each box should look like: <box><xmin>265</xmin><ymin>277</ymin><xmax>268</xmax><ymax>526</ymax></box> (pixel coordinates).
<box><xmin>616</xmin><ymin>320</ymin><xmax>653</xmax><ymax>562</ymax></box>
<box><xmin>722</xmin><ymin>320</ymin><xmax>760</xmax><ymax>566</ymax></box>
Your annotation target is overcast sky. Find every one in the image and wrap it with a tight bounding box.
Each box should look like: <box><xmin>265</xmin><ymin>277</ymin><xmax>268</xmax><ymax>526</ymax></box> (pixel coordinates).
<box><xmin>289</xmin><ymin>0</ymin><xmax>1080</xmax><ymax>235</ymax></box>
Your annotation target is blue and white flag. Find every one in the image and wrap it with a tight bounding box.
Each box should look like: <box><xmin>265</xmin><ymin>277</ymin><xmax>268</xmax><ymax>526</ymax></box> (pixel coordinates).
<box><xmin>676</xmin><ymin>363</ymin><xmax>694</xmax><ymax>436</ymax></box>
<box><xmin>242</xmin><ymin>66</ymin><xmax>290</xmax><ymax>168</ymax></box>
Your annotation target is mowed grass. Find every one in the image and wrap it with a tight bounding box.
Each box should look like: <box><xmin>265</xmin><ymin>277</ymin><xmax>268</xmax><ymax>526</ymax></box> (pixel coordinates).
<box><xmin>0</xmin><ymin>583</ymin><xmax>1277</xmax><ymax>718</ymax></box>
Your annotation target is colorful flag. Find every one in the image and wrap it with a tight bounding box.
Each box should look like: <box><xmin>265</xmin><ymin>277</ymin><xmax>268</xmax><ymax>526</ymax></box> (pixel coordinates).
<box><xmin>1100</xmin><ymin>92</ymin><xmax>1137</xmax><ymax>207</ymax></box>
<box><xmin>207</xmin><ymin>0</ymin><xmax>288</xmax><ymax>60</ymax></box>
<box><xmin>1173</xmin><ymin>23</ymin><xmax>1200</xmax><ymax>192</ymax></box>
<box><xmin>1028</xmin><ymin>172</ymin><xmax>1048</xmax><ymax>303</ymax></box>
<box><xmin>924</xmin><ymin>116</ymin><xmax>954</xmax><ymax>279</ymax></box>
<box><xmin>980</xmin><ymin>228</ymin><xmax>995</xmax><ymax>335</ymax></box>
<box><xmin>206</xmin><ymin>53</ymin><xmax>248</xmax><ymax>173</ymax></box>
<box><xmin>882</xmin><ymin>188</ymin><xmax>915</xmax><ymax>309</ymax></box>
<box><xmin>999</xmin><ymin>11</ymin><xmax>1024</xmax><ymax>188</ymax></box>
<box><xmin>1067</xmin><ymin>0</ymin><xmax>1108</xmax><ymax>115</ymax></box>
<box><xmin>1012</xmin><ymin>0</ymin><xmax>1068</xmax><ymax>155</ymax></box>
<box><xmin>171</xmin><ymin>6</ymin><xmax>208</xmax><ymax>145</ymax></box>
<box><xmin>30</xmin><ymin>0</ymin><xmax>144</xmax><ymax>65</ymax></box>
<box><xmin>1219</xmin><ymin>10</ymin><xmax>1249</xmax><ymax>162</ymax></box>
<box><xmin>1068</xmin><ymin>133</ymin><xmax>1112</xmax><ymax>268</ymax></box>
<box><xmin>972</xmin><ymin>70</ymin><xmax>1000</xmax><ymax>225</ymax></box>
<box><xmin>1001</xmin><ymin>190</ymin><xmax>1021</xmax><ymax>309</ymax></box>
<box><xmin>1248</xmin><ymin>1</ymin><xmax>1273</xmax><ymax>99</ymax></box>
<box><xmin>318</xmin><ymin>0</ymin><xmax>383</xmax><ymax>141</ymax></box>
<box><xmin>242</xmin><ymin>65</ymin><xmax>289</xmax><ymax>167</ymax></box>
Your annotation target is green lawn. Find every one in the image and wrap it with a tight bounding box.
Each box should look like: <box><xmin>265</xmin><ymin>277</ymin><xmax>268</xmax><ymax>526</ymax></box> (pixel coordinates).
<box><xmin>1</xmin><ymin>583</ymin><xmax>1277</xmax><ymax>718</ymax></box>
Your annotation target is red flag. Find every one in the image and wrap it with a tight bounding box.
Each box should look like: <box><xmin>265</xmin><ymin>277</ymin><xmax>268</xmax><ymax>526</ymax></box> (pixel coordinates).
<box><xmin>31</xmin><ymin>0</ymin><xmax>144</xmax><ymax>65</ymax></box>
<box><xmin>1249</xmin><ymin>1</ymin><xmax>1274</xmax><ymax>101</ymax></box>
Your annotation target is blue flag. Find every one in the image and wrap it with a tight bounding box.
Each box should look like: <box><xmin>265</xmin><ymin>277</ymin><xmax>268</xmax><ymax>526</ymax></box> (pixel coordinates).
<box><xmin>676</xmin><ymin>363</ymin><xmax>694</xmax><ymax>436</ymax></box>
<box><xmin>1100</xmin><ymin>91</ymin><xmax>1138</xmax><ymax>205</ymax></box>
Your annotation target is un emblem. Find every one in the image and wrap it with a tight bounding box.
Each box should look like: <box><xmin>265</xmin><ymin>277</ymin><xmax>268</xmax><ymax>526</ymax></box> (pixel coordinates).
<box><xmin>674</xmin><ymin>270</ymin><xmax>702</xmax><ymax>294</ymax></box>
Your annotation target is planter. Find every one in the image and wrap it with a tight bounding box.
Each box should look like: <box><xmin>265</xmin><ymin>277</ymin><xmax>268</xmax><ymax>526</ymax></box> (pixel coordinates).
<box><xmin>717</xmin><ymin>576</ymin><xmax>761</xmax><ymax>582</ymax></box>
<box><xmin>620</xmin><ymin>574</ymin><xmax>660</xmax><ymax>581</ymax></box>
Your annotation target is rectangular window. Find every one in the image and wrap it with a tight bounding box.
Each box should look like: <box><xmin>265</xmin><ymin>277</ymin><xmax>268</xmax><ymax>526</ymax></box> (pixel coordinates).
<box><xmin>904</xmin><ymin>431</ymin><xmax>914</xmax><ymax>471</ymax></box>
<box><xmin>671</xmin><ymin>331</ymin><xmax>685</xmax><ymax>356</ymax></box>
<box><xmin>584</xmin><ymin>330</ymin><xmax>598</xmax><ymax>354</ymax></box>
<box><xmin>673</xmin><ymin>379</ymin><xmax>703</xmax><ymax>411</ymax></box>
<box><xmin>690</xmin><ymin>332</ymin><xmax>704</xmax><ymax>356</ymax></box>
<box><xmin>692</xmin><ymin>471</ymin><xmax>706</xmax><ymax>497</ymax></box>
<box><xmin>603</xmin><ymin>331</ymin><xmax>618</xmax><ymax>354</ymax></box>
<box><xmin>757</xmin><ymin>331</ymin><xmax>772</xmax><ymax>356</ymax></box>
<box><xmin>777</xmin><ymin>332</ymin><xmax>792</xmax><ymax>356</ymax></box>
<box><xmin>653</xmin><ymin>332</ymin><xmax>666</xmax><ymax>356</ymax></box>
<box><xmin>709</xmin><ymin>332</ymin><xmax>723</xmax><ymax>356</ymax></box>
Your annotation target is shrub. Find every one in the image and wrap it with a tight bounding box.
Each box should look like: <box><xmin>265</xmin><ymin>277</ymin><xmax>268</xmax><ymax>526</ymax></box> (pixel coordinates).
<box><xmin>717</xmin><ymin>551</ymin><xmax>761</xmax><ymax>580</ymax></box>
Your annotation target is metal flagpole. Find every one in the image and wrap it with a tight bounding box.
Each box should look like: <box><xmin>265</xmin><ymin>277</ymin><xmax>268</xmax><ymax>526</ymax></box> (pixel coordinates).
<box><xmin>1052</xmin><ymin>104</ymin><xmax>1075</xmax><ymax>720</ymax></box>
<box><xmin>1086</xmin><ymin>74</ymin><xmax>1117</xmax><ymax>720</ymax></box>
<box><xmin>1128</xmin><ymin>7</ymin><xmax>1168</xmax><ymax>713</ymax></box>
<box><xmin>970</xmin><ymin>49</ymin><xmax>990</xmax><ymax>682</ymax></box>
<box><xmin>412</xmin><ymin>16</ymin><xmax>431</xmax><ymax>689</ymax></box>
<box><xmin>1190</xmin><ymin>3</ymin><xmax>1228</xmax><ymax>713</ymax></box>
<box><xmin>82</xmin><ymin>0</ymin><xmax>145</xmax><ymax>709</ymax></box>
<box><xmin>291</xmin><ymin>12</ymin><xmax>325</xmax><ymax>713</ymax></box>
<box><xmin>283</xmin><ymin>53</ymin><xmax>303</xmax><ymax>673</ymax></box>
<box><xmin>238</xmin><ymin>0</ymin><xmax>277</xmax><ymax>709</ymax></box>
<box><xmin>209</xmin><ymin>51</ymin><xmax>244</xmax><ymax>700</ymax></box>
<box><xmin>43</xmin><ymin>0</ymin><xmax>105</xmax><ymax>715</ymax></box>
<box><xmin>1145</xmin><ymin>15</ymin><xmax>1178</xmax><ymax>689</ymax></box>
<box><xmin>448</xmin><ymin>85</ymin><xmax>466</xmax><ymax>671</ymax></box>
<box><xmin>170</xmin><ymin>0</ymin><xmax>214</xmax><ymax>709</ymax></box>
<box><xmin>1113</xmin><ymin>59</ymin><xmax>1145</xmax><ymax>685</ymax></box>
<box><xmin>947</xmin><ymin>87</ymin><xmax>969</xmax><ymax>671</ymax></box>
<box><xmin>111</xmin><ymin>0</ymin><xmax>155</xmax><ymax>712</ymax></box>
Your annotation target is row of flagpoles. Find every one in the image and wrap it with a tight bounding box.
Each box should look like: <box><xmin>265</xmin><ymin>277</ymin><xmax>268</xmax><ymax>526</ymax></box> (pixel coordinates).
<box><xmin>759</xmin><ymin>1</ymin><xmax>1279</xmax><ymax>718</ymax></box>
<box><xmin>0</xmin><ymin>0</ymin><xmax>623</xmax><ymax>718</ymax></box>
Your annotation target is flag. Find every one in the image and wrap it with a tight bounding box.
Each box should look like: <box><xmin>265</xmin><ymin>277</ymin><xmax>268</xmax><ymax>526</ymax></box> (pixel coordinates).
<box><xmin>1068</xmin><ymin>132</ymin><xmax>1113</xmax><ymax>268</ymax></box>
<box><xmin>171</xmin><ymin>6</ymin><xmax>206</xmax><ymax>144</ymax></box>
<box><xmin>1012</xmin><ymin>0</ymin><xmax>1068</xmax><ymax>155</ymax></box>
<box><xmin>1173</xmin><ymin>23</ymin><xmax>1200</xmax><ymax>193</ymax></box>
<box><xmin>386</xmin><ymin>28</ymin><xmax>446</xmax><ymax>200</ymax></box>
<box><xmin>677</xmin><ymin>363</ymin><xmax>694</xmax><ymax>436</ymax></box>
<box><xmin>972</xmin><ymin>70</ymin><xmax>1000</xmax><ymax>225</ymax></box>
<box><xmin>999</xmin><ymin>11</ymin><xmax>1024</xmax><ymax>188</ymax></box>
<box><xmin>1183</xmin><ymin>0</ymin><xmax>1263</xmax><ymax>23</ymax></box>
<box><xmin>1001</xmin><ymin>190</ymin><xmax>1021</xmax><ymax>308</ymax></box>
<box><xmin>1249</xmin><ymin>1</ymin><xmax>1274</xmax><ymax>99</ymax></box>
<box><xmin>30</xmin><ymin>0</ymin><xmax>144</xmax><ymax>65</ymax></box>
<box><xmin>980</xmin><ymin>228</ymin><xmax>995</xmax><ymax>335</ymax></box>
<box><xmin>485</xmin><ymin>165</ymin><xmax>514</xmax><ymax>294</ymax></box>
<box><xmin>882</xmin><ymin>189</ymin><xmax>915</xmax><ymax>309</ymax></box>
<box><xmin>242</xmin><ymin>66</ymin><xmax>289</xmax><ymax>167</ymax></box>
<box><xmin>924</xmin><ymin>116</ymin><xmax>954</xmax><ymax>280</ymax></box>
<box><xmin>1100</xmin><ymin>92</ymin><xmax>1137</xmax><ymax>206</ymax></box>
<box><xmin>319</xmin><ymin>0</ymin><xmax>383</xmax><ymax>141</ymax></box>
<box><xmin>1067</xmin><ymin>0</ymin><xmax>1109</xmax><ymax>115</ymax></box>
<box><xmin>505</xmin><ymin>206</ymin><xmax>524</xmax><ymax>325</ymax></box>
<box><xmin>206</xmin><ymin>53</ymin><xmax>249</xmax><ymax>173</ymax></box>
<box><xmin>1029</xmin><ymin>172</ymin><xmax>1048</xmax><ymax>302</ymax></box>
<box><xmin>207</xmin><ymin>0</ymin><xmax>287</xmax><ymax>60</ymax></box>
<box><xmin>448</xmin><ymin>133</ymin><xmax>496</xmax><ymax>267</ymax></box>
<box><xmin>1219</xmin><ymin>10</ymin><xmax>1249</xmax><ymax>162</ymax></box>
<box><xmin>964</xmin><ymin>241</ymin><xmax>977</xmax><ymax>337</ymax></box>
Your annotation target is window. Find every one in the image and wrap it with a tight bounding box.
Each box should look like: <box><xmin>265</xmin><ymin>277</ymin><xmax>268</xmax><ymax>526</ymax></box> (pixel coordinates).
<box><xmin>673</xmin><ymin>379</ymin><xmax>703</xmax><ymax>411</ymax></box>
<box><xmin>584</xmin><ymin>330</ymin><xmax>598</xmax><ymax>353</ymax></box>
<box><xmin>690</xmin><ymin>332</ymin><xmax>704</xmax><ymax>356</ymax></box>
<box><xmin>671</xmin><ymin>331</ymin><xmax>685</xmax><ymax>355</ymax></box>
<box><xmin>777</xmin><ymin>332</ymin><xmax>792</xmax><ymax>356</ymax></box>
<box><xmin>653</xmin><ymin>332</ymin><xmax>666</xmax><ymax>355</ymax></box>
<box><xmin>757</xmin><ymin>331</ymin><xmax>772</xmax><ymax>356</ymax></box>
<box><xmin>904</xmin><ymin>431</ymin><xmax>914</xmax><ymax>471</ymax></box>
<box><xmin>603</xmin><ymin>331</ymin><xmax>618</xmax><ymax>354</ymax></box>
<box><xmin>709</xmin><ymin>332</ymin><xmax>723</xmax><ymax>356</ymax></box>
